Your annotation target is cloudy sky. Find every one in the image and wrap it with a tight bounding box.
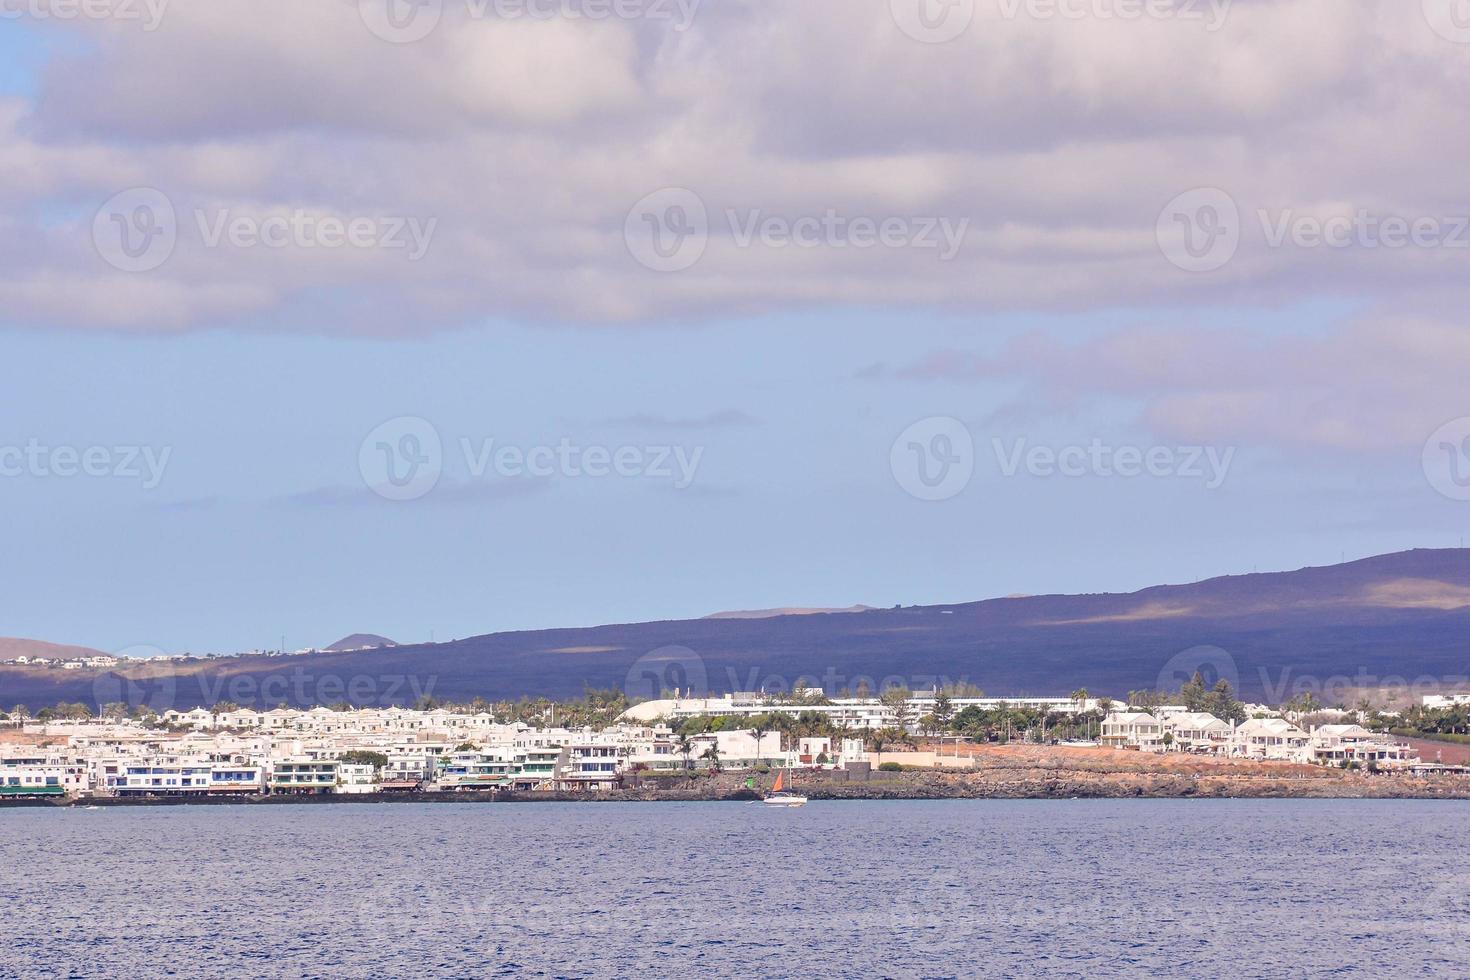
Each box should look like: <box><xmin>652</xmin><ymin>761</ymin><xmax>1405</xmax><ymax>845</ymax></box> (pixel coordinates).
<box><xmin>3</xmin><ymin>0</ymin><xmax>1469</xmax><ymax>654</ymax></box>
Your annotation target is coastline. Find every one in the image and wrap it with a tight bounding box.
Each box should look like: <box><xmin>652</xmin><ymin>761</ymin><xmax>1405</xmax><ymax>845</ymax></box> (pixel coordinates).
<box><xmin>8</xmin><ymin>769</ymin><xmax>1470</xmax><ymax>807</ymax></box>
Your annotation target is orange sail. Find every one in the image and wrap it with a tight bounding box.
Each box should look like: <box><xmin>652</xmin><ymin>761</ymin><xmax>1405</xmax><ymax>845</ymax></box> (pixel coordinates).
<box><xmin>771</xmin><ymin>770</ymin><xmax>784</xmax><ymax>793</ymax></box>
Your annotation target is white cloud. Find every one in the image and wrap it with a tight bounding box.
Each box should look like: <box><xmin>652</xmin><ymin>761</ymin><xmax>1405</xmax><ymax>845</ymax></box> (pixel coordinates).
<box><xmin>1</xmin><ymin>0</ymin><xmax>1467</xmax><ymax>332</ymax></box>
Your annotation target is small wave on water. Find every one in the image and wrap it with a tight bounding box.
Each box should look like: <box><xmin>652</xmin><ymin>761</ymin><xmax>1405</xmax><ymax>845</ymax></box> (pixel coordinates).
<box><xmin>2</xmin><ymin>799</ymin><xmax>1468</xmax><ymax>978</ymax></box>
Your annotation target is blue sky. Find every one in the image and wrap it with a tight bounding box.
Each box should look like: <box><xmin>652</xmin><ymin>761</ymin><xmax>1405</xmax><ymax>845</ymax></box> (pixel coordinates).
<box><xmin>3</xmin><ymin>307</ymin><xmax>1458</xmax><ymax>654</ymax></box>
<box><xmin>2</xmin><ymin>3</ymin><xmax>1468</xmax><ymax>653</ymax></box>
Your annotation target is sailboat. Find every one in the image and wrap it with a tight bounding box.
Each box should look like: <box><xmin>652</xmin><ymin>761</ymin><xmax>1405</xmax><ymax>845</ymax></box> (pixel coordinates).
<box><xmin>762</xmin><ymin>768</ymin><xmax>807</xmax><ymax>807</ymax></box>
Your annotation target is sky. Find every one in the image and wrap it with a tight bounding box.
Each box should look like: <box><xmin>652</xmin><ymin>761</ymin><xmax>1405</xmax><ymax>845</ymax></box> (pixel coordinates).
<box><xmin>3</xmin><ymin>0</ymin><xmax>1470</xmax><ymax>655</ymax></box>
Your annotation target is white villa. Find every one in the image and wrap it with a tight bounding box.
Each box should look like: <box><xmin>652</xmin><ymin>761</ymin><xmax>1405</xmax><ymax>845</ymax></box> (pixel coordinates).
<box><xmin>1100</xmin><ymin>712</ymin><xmax>1163</xmax><ymax>750</ymax></box>
<box><xmin>1099</xmin><ymin>711</ymin><xmax>1413</xmax><ymax>765</ymax></box>
<box><xmin>621</xmin><ymin>691</ymin><xmax>1114</xmax><ymax>732</ymax></box>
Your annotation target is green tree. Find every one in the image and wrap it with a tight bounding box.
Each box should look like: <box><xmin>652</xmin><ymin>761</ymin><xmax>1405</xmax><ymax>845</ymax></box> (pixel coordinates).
<box><xmin>933</xmin><ymin>691</ymin><xmax>955</xmax><ymax>732</ymax></box>
<box><xmin>340</xmin><ymin>750</ymin><xmax>389</xmax><ymax>770</ymax></box>
<box><xmin>673</xmin><ymin>732</ymin><xmax>696</xmax><ymax>775</ymax></box>
<box><xmin>749</xmin><ymin>715</ymin><xmax>771</xmax><ymax>766</ymax></box>
<box><xmin>1203</xmin><ymin>680</ymin><xmax>1246</xmax><ymax>724</ymax></box>
<box><xmin>1180</xmin><ymin>672</ymin><xmax>1208</xmax><ymax>711</ymax></box>
<box><xmin>880</xmin><ymin>686</ymin><xmax>913</xmax><ymax>734</ymax></box>
<box><xmin>701</xmin><ymin>743</ymin><xmax>722</xmax><ymax>773</ymax></box>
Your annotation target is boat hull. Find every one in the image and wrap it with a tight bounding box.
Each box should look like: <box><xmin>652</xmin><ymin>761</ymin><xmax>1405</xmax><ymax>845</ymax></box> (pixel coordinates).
<box><xmin>762</xmin><ymin>794</ymin><xmax>808</xmax><ymax>807</ymax></box>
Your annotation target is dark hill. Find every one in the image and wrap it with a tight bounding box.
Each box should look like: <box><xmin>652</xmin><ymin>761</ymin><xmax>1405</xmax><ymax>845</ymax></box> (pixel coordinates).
<box><xmin>8</xmin><ymin>549</ymin><xmax>1470</xmax><ymax>710</ymax></box>
<box><xmin>324</xmin><ymin>634</ymin><xmax>398</xmax><ymax>652</ymax></box>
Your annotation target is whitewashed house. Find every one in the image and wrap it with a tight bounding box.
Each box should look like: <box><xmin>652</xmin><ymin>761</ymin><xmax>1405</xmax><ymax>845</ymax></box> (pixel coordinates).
<box><xmin>1100</xmin><ymin>712</ymin><xmax>1163</xmax><ymax>750</ymax></box>
<box><xmin>1308</xmin><ymin>725</ymin><xmax>1413</xmax><ymax>766</ymax></box>
<box><xmin>1231</xmin><ymin>718</ymin><xmax>1310</xmax><ymax>761</ymax></box>
<box><xmin>1159</xmin><ymin>712</ymin><xmax>1233</xmax><ymax>753</ymax></box>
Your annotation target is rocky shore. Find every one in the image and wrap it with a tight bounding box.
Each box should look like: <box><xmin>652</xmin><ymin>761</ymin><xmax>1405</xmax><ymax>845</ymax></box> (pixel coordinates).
<box><xmin>8</xmin><ymin>744</ymin><xmax>1470</xmax><ymax>806</ymax></box>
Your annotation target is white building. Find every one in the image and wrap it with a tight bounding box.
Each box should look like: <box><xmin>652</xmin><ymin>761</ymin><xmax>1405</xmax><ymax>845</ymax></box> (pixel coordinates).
<box><xmin>1157</xmin><ymin>710</ymin><xmax>1233</xmax><ymax>752</ymax></box>
<box><xmin>1308</xmin><ymin>725</ymin><xmax>1412</xmax><ymax>766</ymax></box>
<box><xmin>0</xmin><ymin>753</ymin><xmax>88</xmax><ymax>797</ymax></box>
<box><xmin>114</xmin><ymin>756</ymin><xmax>214</xmax><ymax>796</ymax></box>
<box><xmin>1230</xmin><ymin>718</ymin><xmax>1310</xmax><ymax>760</ymax></box>
<box><xmin>1100</xmin><ymin>712</ymin><xmax>1163</xmax><ymax>750</ymax></box>
<box><xmin>621</xmin><ymin>691</ymin><xmax>1115</xmax><ymax>733</ymax></box>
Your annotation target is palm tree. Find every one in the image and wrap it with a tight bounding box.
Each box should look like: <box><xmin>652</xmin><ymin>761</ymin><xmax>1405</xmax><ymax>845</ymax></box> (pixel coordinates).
<box><xmin>1071</xmin><ymin>689</ymin><xmax>1090</xmax><ymax>739</ymax></box>
<box><xmin>749</xmin><ymin>715</ymin><xmax>771</xmax><ymax>767</ymax></box>
<box><xmin>673</xmin><ymin>732</ymin><xmax>695</xmax><ymax>776</ymax></box>
<box><xmin>766</xmin><ymin>711</ymin><xmax>797</xmax><ymax>752</ymax></box>
<box><xmin>701</xmin><ymin>744</ymin><xmax>722</xmax><ymax>773</ymax></box>
<box><xmin>869</xmin><ymin>728</ymin><xmax>890</xmax><ymax>754</ymax></box>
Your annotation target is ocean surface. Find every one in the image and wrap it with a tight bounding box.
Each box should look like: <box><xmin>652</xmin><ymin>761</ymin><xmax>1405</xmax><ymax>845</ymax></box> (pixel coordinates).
<box><xmin>2</xmin><ymin>799</ymin><xmax>1468</xmax><ymax>979</ymax></box>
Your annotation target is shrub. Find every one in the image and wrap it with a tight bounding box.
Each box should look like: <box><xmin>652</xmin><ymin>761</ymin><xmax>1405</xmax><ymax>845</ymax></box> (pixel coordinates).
<box><xmin>878</xmin><ymin>762</ymin><xmax>904</xmax><ymax>772</ymax></box>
